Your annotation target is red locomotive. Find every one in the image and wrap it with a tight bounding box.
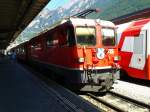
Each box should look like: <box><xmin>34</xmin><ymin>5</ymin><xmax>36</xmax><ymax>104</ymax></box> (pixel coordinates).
<box><xmin>13</xmin><ymin>17</ymin><xmax>120</xmax><ymax>92</ymax></box>
<box><xmin>117</xmin><ymin>18</ymin><xmax>150</xmax><ymax>80</ymax></box>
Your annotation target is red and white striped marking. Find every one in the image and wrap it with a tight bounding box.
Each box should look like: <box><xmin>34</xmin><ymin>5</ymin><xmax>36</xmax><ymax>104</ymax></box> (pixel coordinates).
<box><xmin>117</xmin><ymin>18</ymin><xmax>150</xmax><ymax>80</ymax></box>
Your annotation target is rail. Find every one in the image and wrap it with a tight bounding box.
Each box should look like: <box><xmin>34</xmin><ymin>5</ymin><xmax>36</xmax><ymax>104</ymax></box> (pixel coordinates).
<box><xmin>83</xmin><ymin>91</ymin><xmax>150</xmax><ymax>112</ymax></box>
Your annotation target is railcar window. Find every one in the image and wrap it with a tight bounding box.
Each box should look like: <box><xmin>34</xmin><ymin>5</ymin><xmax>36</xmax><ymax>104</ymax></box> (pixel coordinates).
<box><xmin>101</xmin><ymin>28</ymin><xmax>116</xmax><ymax>46</ymax></box>
<box><xmin>76</xmin><ymin>27</ymin><xmax>96</xmax><ymax>46</ymax></box>
<box><xmin>31</xmin><ymin>42</ymin><xmax>42</xmax><ymax>50</ymax></box>
<box><xmin>31</xmin><ymin>42</ymin><xmax>36</xmax><ymax>49</ymax></box>
<box><xmin>19</xmin><ymin>48</ymin><xmax>25</xmax><ymax>54</ymax></box>
<box><xmin>16</xmin><ymin>48</ymin><xmax>19</xmax><ymax>53</ymax></box>
<box><xmin>46</xmin><ymin>38</ymin><xmax>54</xmax><ymax>46</ymax></box>
<box><xmin>47</xmin><ymin>39</ymin><xmax>59</xmax><ymax>46</ymax></box>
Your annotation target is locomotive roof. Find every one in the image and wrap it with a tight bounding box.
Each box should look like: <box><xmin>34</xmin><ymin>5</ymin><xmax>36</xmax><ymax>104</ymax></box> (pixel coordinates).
<box><xmin>42</xmin><ymin>17</ymin><xmax>115</xmax><ymax>33</ymax></box>
<box><xmin>70</xmin><ymin>18</ymin><xmax>115</xmax><ymax>28</ymax></box>
<box><xmin>30</xmin><ymin>17</ymin><xmax>116</xmax><ymax>42</ymax></box>
<box><xmin>98</xmin><ymin>20</ymin><xmax>116</xmax><ymax>28</ymax></box>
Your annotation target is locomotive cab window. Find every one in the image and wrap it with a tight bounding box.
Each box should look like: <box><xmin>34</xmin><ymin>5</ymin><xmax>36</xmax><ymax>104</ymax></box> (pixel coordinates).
<box><xmin>101</xmin><ymin>28</ymin><xmax>116</xmax><ymax>46</ymax></box>
<box><xmin>76</xmin><ymin>27</ymin><xmax>96</xmax><ymax>46</ymax></box>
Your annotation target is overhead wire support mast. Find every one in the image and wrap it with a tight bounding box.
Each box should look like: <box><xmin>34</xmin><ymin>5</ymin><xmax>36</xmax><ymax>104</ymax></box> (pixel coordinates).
<box><xmin>71</xmin><ymin>8</ymin><xmax>100</xmax><ymax>18</ymax></box>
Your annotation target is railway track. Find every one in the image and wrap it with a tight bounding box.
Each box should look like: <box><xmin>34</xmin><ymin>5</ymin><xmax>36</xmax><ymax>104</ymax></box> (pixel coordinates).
<box><xmin>80</xmin><ymin>91</ymin><xmax>150</xmax><ymax>112</ymax></box>
<box><xmin>21</xmin><ymin>63</ymin><xmax>150</xmax><ymax>112</ymax></box>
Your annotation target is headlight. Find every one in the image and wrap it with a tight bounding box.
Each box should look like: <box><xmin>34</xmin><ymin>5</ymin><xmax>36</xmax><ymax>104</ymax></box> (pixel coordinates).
<box><xmin>78</xmin><ymin>57</ymin><xmax>84</xmax><ymax>63</ymax></box>
<box><xmin>114</xmin><ymin>56</ymin><xmax>121</xmax><ymax>61</ymax></box>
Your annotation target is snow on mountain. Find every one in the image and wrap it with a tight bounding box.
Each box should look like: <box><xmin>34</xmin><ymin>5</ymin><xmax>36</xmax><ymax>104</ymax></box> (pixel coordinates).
<box><xmin>15</xmin><ymin>0</ymin><xmax>150</xmax><ymax>43</ymax></box>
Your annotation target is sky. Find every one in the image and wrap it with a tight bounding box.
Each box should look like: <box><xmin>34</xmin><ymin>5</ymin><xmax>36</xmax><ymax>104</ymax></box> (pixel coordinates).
<box><xmin>45</xmin><ymin>0</ymin><xmax>70</xmax><ymax>10</ymax></box>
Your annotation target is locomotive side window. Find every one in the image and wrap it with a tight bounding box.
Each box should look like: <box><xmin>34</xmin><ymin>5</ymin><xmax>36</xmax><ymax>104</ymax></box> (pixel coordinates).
<box><xmin>46</xmin><ymin>27</ymin><xmax>75</xmax><ymax>47</ymax></box>
<box><xmin>76</xmin><ymin>27</ymin><xmax>96</xmax><ymax>46</ymax></box>
<box><xmin>46</xmin><ymin>32</ymin><xmax>59</xmax><ymax>47</ymax></box>
<box><xmin>101</xmin><ymin>28</ymin><xmax>116</xmax><ymax>46</ymax></box>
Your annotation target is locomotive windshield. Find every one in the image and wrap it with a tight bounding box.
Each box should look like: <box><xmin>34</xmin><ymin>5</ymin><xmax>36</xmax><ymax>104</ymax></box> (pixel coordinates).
<box><xmin>101</xmin><ymin>28</ymin><xmax>116</xmax><ymax>46</ymax></box>
<box><xmin>76</xmin><ymin>27</ymin><xmax>96</xmax><ymax>46</ymax></box>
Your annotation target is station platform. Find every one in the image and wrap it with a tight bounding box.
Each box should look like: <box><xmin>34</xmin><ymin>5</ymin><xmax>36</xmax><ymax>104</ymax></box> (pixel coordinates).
<box><xmin>0</xmin><ymin>57</ymin><xmax>101</xmax><ymax>112</ymax></box>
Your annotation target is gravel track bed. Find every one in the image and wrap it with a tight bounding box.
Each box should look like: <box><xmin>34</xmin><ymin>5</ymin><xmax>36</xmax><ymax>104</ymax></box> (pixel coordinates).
<box><xmin>112</xmin><ymin>80</ymin><xmax>150</xmax><ymax>105</ymax></box>
<box><xmin>80</xmin><ymin>80</ymin><xmax>150</xmax><ymax>112</ymax></box>
<box><xmin>80</xmin><ymin>92</ymin><xmax>150</xmax><ymax>112</ymax></box>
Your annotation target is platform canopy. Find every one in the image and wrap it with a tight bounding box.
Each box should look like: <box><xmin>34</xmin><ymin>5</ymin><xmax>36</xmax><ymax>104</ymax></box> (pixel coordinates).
<box><xmin>112</xmin><ymin>8</ymin><xmax>150</xmax><ymax>25</ymax></box>
<box><xmin>0</xmin><ymin>0</ymin><xmax>50</xmax><ymax>49</ymax></box>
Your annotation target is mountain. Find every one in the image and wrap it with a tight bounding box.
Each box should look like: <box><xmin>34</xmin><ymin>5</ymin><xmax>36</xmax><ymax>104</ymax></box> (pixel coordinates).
<box><xmin>15</xmin><ymin>0</ymin><xmax>150</xmax><ymax>44</ymax></box>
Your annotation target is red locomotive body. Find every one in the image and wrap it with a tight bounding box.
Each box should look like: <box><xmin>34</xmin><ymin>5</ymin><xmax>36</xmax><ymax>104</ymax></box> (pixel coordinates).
<box><xmin>117</xmin><ymin>18</ymin><xmax>150</xmax><ymax>80</ymax></box>
<box><xmin>14</xmin><ymin>17</ymin><xmax>119</xmax><ymax>92</ymax></box>
<box><xmin>14</xmin><ymin>42</ymin><xmax>28</xmax><ymax>61</ymax></box>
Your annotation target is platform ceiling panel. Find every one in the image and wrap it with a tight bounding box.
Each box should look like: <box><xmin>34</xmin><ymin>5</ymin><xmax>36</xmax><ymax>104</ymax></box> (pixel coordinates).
<box><xmin>0</xmin><ymin>0</ymin><xmax>50</xmax><ymax>49</ymax></box>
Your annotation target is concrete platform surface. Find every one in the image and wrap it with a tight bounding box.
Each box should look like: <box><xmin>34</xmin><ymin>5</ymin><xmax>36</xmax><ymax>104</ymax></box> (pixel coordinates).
<box><xmin>0</xmin><ymin>58</ymin><xmax>102</xmax><ymax>112</ymax></box>
<box><xmin>0</xmin><ymin>58</ymin><xmax>101</xmax><ymax>112</ymax></box>
<box><xmin>0</xmin><ymin>60</ymin><xmax>68</xmax><ymax>112</ymax></box>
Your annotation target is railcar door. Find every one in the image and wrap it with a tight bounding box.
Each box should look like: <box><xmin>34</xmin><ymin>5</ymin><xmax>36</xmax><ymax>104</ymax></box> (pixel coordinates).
<box><xmin>129</xmin><ymin>30</ymin><xmax>147</xmax><ymax>70</ymax></box>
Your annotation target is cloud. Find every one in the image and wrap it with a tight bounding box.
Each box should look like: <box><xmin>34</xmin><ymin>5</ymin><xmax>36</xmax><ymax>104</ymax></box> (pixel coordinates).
<box><xmin>28</xmin><ymin>20</ymin><xmax>40</xmax><ymax>28</ymax></box>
